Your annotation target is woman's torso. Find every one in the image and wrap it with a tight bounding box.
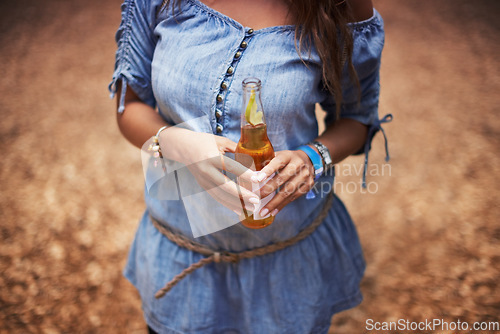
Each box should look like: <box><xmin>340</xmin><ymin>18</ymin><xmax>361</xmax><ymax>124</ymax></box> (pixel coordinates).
<box><xmin>146</xmin><ymin>0</ymin><xmax>379</xmax><ymax>251</ymax></box>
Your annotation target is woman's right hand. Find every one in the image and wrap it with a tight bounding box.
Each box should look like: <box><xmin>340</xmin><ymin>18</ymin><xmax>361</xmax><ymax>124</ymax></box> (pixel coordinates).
<box><xmin>159</xmin><ymin>126</ymin><xmax>259</xmax><ymax>214</ymax></box>
<box><xmin>115</xmin><ymin>86</ymin><xmax>258</xmax><ymax>214</ymax></box>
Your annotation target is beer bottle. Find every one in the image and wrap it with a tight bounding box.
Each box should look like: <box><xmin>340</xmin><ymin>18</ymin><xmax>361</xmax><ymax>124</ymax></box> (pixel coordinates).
<box><xmin>235</xmin><ymin>77</ymin><xmax>275</xmax><ymax>229</ymax></box>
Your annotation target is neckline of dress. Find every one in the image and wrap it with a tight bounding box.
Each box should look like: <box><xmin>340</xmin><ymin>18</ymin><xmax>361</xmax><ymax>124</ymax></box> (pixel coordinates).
<box><xmin>188</xmin><ymin>0</ymin><xmax>296</xmax><ymax>34</ymax></box>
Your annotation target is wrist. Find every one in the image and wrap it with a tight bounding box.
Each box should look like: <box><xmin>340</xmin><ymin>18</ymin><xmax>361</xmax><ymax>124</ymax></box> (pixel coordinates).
<box><xmin>149</xmin><ymin>125</ymin><xmax>169</xmax><ymax>159</ymax></box>
<box><xmin>297</xmin><ymin>145</ymin><xmax>323</xmax><ymax>180</ymax></box>
<box><xmin>311</xmin><ymin>141</ymin><xmax>333</xmax><ymax>170</ymax></box>
<box><xmin>157</xmin><ymin>125</ymin><xmax>187</xmax><ymax>162</ymax></box>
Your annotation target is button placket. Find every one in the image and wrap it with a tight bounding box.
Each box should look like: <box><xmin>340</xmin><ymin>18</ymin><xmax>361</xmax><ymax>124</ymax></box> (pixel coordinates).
<box><xmin>214</xmin><ymin>28</ymin><xmax>254</xmax><ymax>135</ymax></box>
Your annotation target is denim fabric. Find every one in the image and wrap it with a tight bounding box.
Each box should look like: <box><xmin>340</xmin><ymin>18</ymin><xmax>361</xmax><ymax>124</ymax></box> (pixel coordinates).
<box><xmin>109</xmin><ymin>0</ymin><xmax>389</xmax><ymax>333</ymax></box>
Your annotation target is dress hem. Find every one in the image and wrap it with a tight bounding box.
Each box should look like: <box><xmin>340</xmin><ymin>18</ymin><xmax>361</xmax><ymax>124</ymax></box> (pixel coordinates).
<box><xmin>125</xmin><ymin>266</ymin><xmax>364</xmax><ymax>334</ymax></box>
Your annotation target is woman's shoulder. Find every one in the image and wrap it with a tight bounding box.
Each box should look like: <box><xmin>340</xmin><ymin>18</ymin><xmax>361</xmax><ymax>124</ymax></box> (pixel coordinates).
<box><xmin>120</xmin><ymin>0</ymin><xmax>167</xmax><ymax>25</ymax></box>
<box><xmin>348</xmin><ymin>0</ymin><xmax>374</xmax><ymax>22</ymax></box>
<box><xmin>348</xmin><ymin>7</ymin><xmax>383</xmax><ymax>34</ymax></box>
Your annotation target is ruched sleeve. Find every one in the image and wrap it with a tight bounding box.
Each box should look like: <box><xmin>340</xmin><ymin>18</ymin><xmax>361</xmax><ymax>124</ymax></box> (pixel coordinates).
<box><xmin>109</xmin><ymin>0</ymin><xmax>162</xmax><ymax>113</ymax></box>
<box><xmin>320</xmin><ymin>9</ymin><xmax>393</xmax><ymax>187</ymax></box>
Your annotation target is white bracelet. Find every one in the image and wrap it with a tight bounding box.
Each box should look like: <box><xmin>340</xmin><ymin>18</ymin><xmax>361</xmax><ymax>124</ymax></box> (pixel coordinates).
<box><xmin>150</xmin><ymin>125</ymin><xmax>169</xmax><ymax>158</ymax></box>
<box><xmin>155</xmin><ymin>125</ymin><xmax>169</xmax><ymax>139</ymax></box>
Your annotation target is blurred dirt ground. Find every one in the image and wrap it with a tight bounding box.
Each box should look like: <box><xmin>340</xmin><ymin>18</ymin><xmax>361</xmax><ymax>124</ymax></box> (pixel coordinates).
<box><xmin>0</xmin><ymin>0</ymin><xmax>499</xmax><ymax>333</ymax></box>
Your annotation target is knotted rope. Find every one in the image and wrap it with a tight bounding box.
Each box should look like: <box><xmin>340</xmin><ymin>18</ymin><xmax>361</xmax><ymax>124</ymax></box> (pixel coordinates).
<box><xmin>151</xmin><ymin>191</ymin><xmax>333</xmax><ymax>299</ymax></box>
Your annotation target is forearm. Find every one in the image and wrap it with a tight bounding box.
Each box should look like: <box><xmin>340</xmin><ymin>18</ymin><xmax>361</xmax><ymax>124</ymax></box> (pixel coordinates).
<box><xmin>116</xmin><ymin>85</ymin><xmax>169</xmax><ymax>149</ymax></box>
<box><xmin>315</xmin><ymin>118</ymin><xmax>368</xmax><ymax>165</ymax></box>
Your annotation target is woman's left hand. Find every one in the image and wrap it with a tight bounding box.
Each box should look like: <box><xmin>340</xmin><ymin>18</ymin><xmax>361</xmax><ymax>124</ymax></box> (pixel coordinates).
<box><xmin>251</xmin><ymin>150</ymin><xmax>315</xmax><ymax>217</ymax></box>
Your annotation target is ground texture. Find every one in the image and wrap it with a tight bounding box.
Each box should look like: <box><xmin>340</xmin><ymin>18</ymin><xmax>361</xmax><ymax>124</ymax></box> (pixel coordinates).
<box><xmin>0</xmin><ymin>0</ymin><xmax>499</xmax><ymax>333</ymax></box>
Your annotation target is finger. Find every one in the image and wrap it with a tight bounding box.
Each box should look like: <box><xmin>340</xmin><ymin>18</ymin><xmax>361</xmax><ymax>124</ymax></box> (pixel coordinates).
<box><xmin>258</xmin><ymin>180</ymin><xmax>297</xmax><ymax>217</ymax></box>
<box><xmin>257</xmin><ymin>167</ymin><xmax>293</xmax><ymax>198</ymax></box>
<box><xmin>217</xmin><ymin>176</ymin><xmax>260</xmax><ymax>211</ymax></box>
<box><xmin>251</xmin><ymin>152</ymin><xmax>290</xmax><ymax>183</ymax></box>
<box><xmin>188</xmin><ymin>161</ymin><xmax>259</xmax><ymax>210</ymax></box>
<box><xmin>199</xmin><ymin>172</ymin><xmax>258</xmax><ymax>214</ymax></box>
<box><xmin>222</xmin><ymin>155</ymin><xmax>255</xmax><ymax>183</ymax></box>
<box><xmin>216</xmin><ymin>136</ymin><xmax>238</xmax><ymax>153</ymax></box>
<box><xmin>274</xmin><ymin>181</ymin><xmax>311</xmax><ymax>213</ymax></box>
<box><xmin>257</xmin><ymin>156</ymin><xmax>312</xmax><ymax>198</ymax></box>
<box><xmin>206</xmin><ymin>189</ymin><xmax>252</xmax><ymax>215</ymax></box>
<box><xmin>259</xmin><ymin>171</ymin><xmax>314</xmax><ymax>216</ymax></box>
<box><xmin>207</xmin><ymin>185</ymin><xmax>256</xmax><ymax>214</ymax></box>
<box><xmin>198</xmin><ymin>155</ymin><xmax>251</xmax><ymax>182</ymax></box>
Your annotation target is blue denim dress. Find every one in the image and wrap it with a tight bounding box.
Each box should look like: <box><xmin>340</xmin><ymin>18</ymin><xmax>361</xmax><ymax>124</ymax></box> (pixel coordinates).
<box><xmin>109</xmin><ymin>0</ymin><xmax>390</xmax><ymax>333</ymax></box>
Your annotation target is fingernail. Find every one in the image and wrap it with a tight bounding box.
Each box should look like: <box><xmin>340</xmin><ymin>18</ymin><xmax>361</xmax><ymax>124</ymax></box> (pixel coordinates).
<box><xmin>271</xmin><ymin>209</ymin><xmax>279</xmax><ymax>216</ymax></box>
<box><xmin>251</xmin><ymin>173</ymin><xmax>260</xmax><ymax>183</ymax></box>
<box><xmin>260</xmin><ymin>208</ymin><xmax>269</xmax><ymax>216</ymax></box>
<box><xmin>242</xmin><ymin>203</ymin><xmax>255</xmax><ymax>212</ymax></box>
<box><xmin>256</xmin><ymin>172</ymin><xmax>266</xmax><ymax>182</ymax></box>
<box><xmin>249</xmin><ymin>197</ymin><xmax>260</xmax><ymax>204</ymax></box>
<box><xmin>233</xmin><ymin>209</ymin><xmax>242</xmax><ymax>216</ymax></box>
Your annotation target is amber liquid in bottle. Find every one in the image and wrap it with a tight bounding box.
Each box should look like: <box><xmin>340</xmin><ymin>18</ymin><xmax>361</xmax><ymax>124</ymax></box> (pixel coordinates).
<box><xmin>235</xmin><ymin>78</ymin><xmax>275</xmax><ymax>229</ymax></box>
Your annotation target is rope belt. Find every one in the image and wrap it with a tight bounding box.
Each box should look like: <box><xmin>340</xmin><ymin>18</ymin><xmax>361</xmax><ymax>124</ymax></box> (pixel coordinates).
<box><xmin>150</xmin><ymin>192</ymin><xmax>333</xmax><ymax>299</ymax></box>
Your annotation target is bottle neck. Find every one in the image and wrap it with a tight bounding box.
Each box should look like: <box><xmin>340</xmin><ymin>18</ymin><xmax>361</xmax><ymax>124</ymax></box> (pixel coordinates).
<box><xmin>241</xmin><ymin>78</ymin><xmax>266</xmax><ymax>127</ymax></box>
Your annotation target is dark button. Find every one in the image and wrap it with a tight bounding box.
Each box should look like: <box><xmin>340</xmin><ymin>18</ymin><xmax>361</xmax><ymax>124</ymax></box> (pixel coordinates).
<box><xmin>220</xmin><ymin>82</ymin><xmax>228</xmax><ymax>90</ymax></box>
<box><xmin>216</xmin><ymin>94</ymin><xmax>223</xmax><ymax>103</ymax></box>
<box><xmin>240</xmin><ymin>41</ymin><xmax>248</xmax><ymax>49</ymax></box>
<box><xmin>247</xmin><ymin>28</ymin><xmax>254</xmax><ymax>34</ymax></box>
<box><xmin>226</xmin><ymin>67</ymin><xmax>234</xmax><ymax>75</ymax></box>
<box><xmin>216</xmin><ymin>124</ymin><xmax>223</xmax><ymax>133</ymax></box>
<box><xmin>234</xmin><ymin>51</ymin><xmax>242</xmax><ymax>59</ymax></box>
<box><xmin>215</xmin><ymin>109</ymin><xmax>222</xmax><ymax>118</ymax></box>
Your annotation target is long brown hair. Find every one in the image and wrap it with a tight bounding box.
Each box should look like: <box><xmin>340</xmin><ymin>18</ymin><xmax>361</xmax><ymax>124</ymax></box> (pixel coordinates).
<box><xmin>287</xmin><ymin>0</ymin><xmax>358</xmax><ymax>116</ymax></box>
<box><xmin>160</xmin><ymin>0</ymin><xmax>358</xmax><ymax>116</ymax></box>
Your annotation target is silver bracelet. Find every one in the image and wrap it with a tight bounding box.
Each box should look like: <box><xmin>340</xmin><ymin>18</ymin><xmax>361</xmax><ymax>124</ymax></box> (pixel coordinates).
<box><xmin>311</xmin><ymin>141</ymin><xmax>333</xmax><ymax>170</ymax></box>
